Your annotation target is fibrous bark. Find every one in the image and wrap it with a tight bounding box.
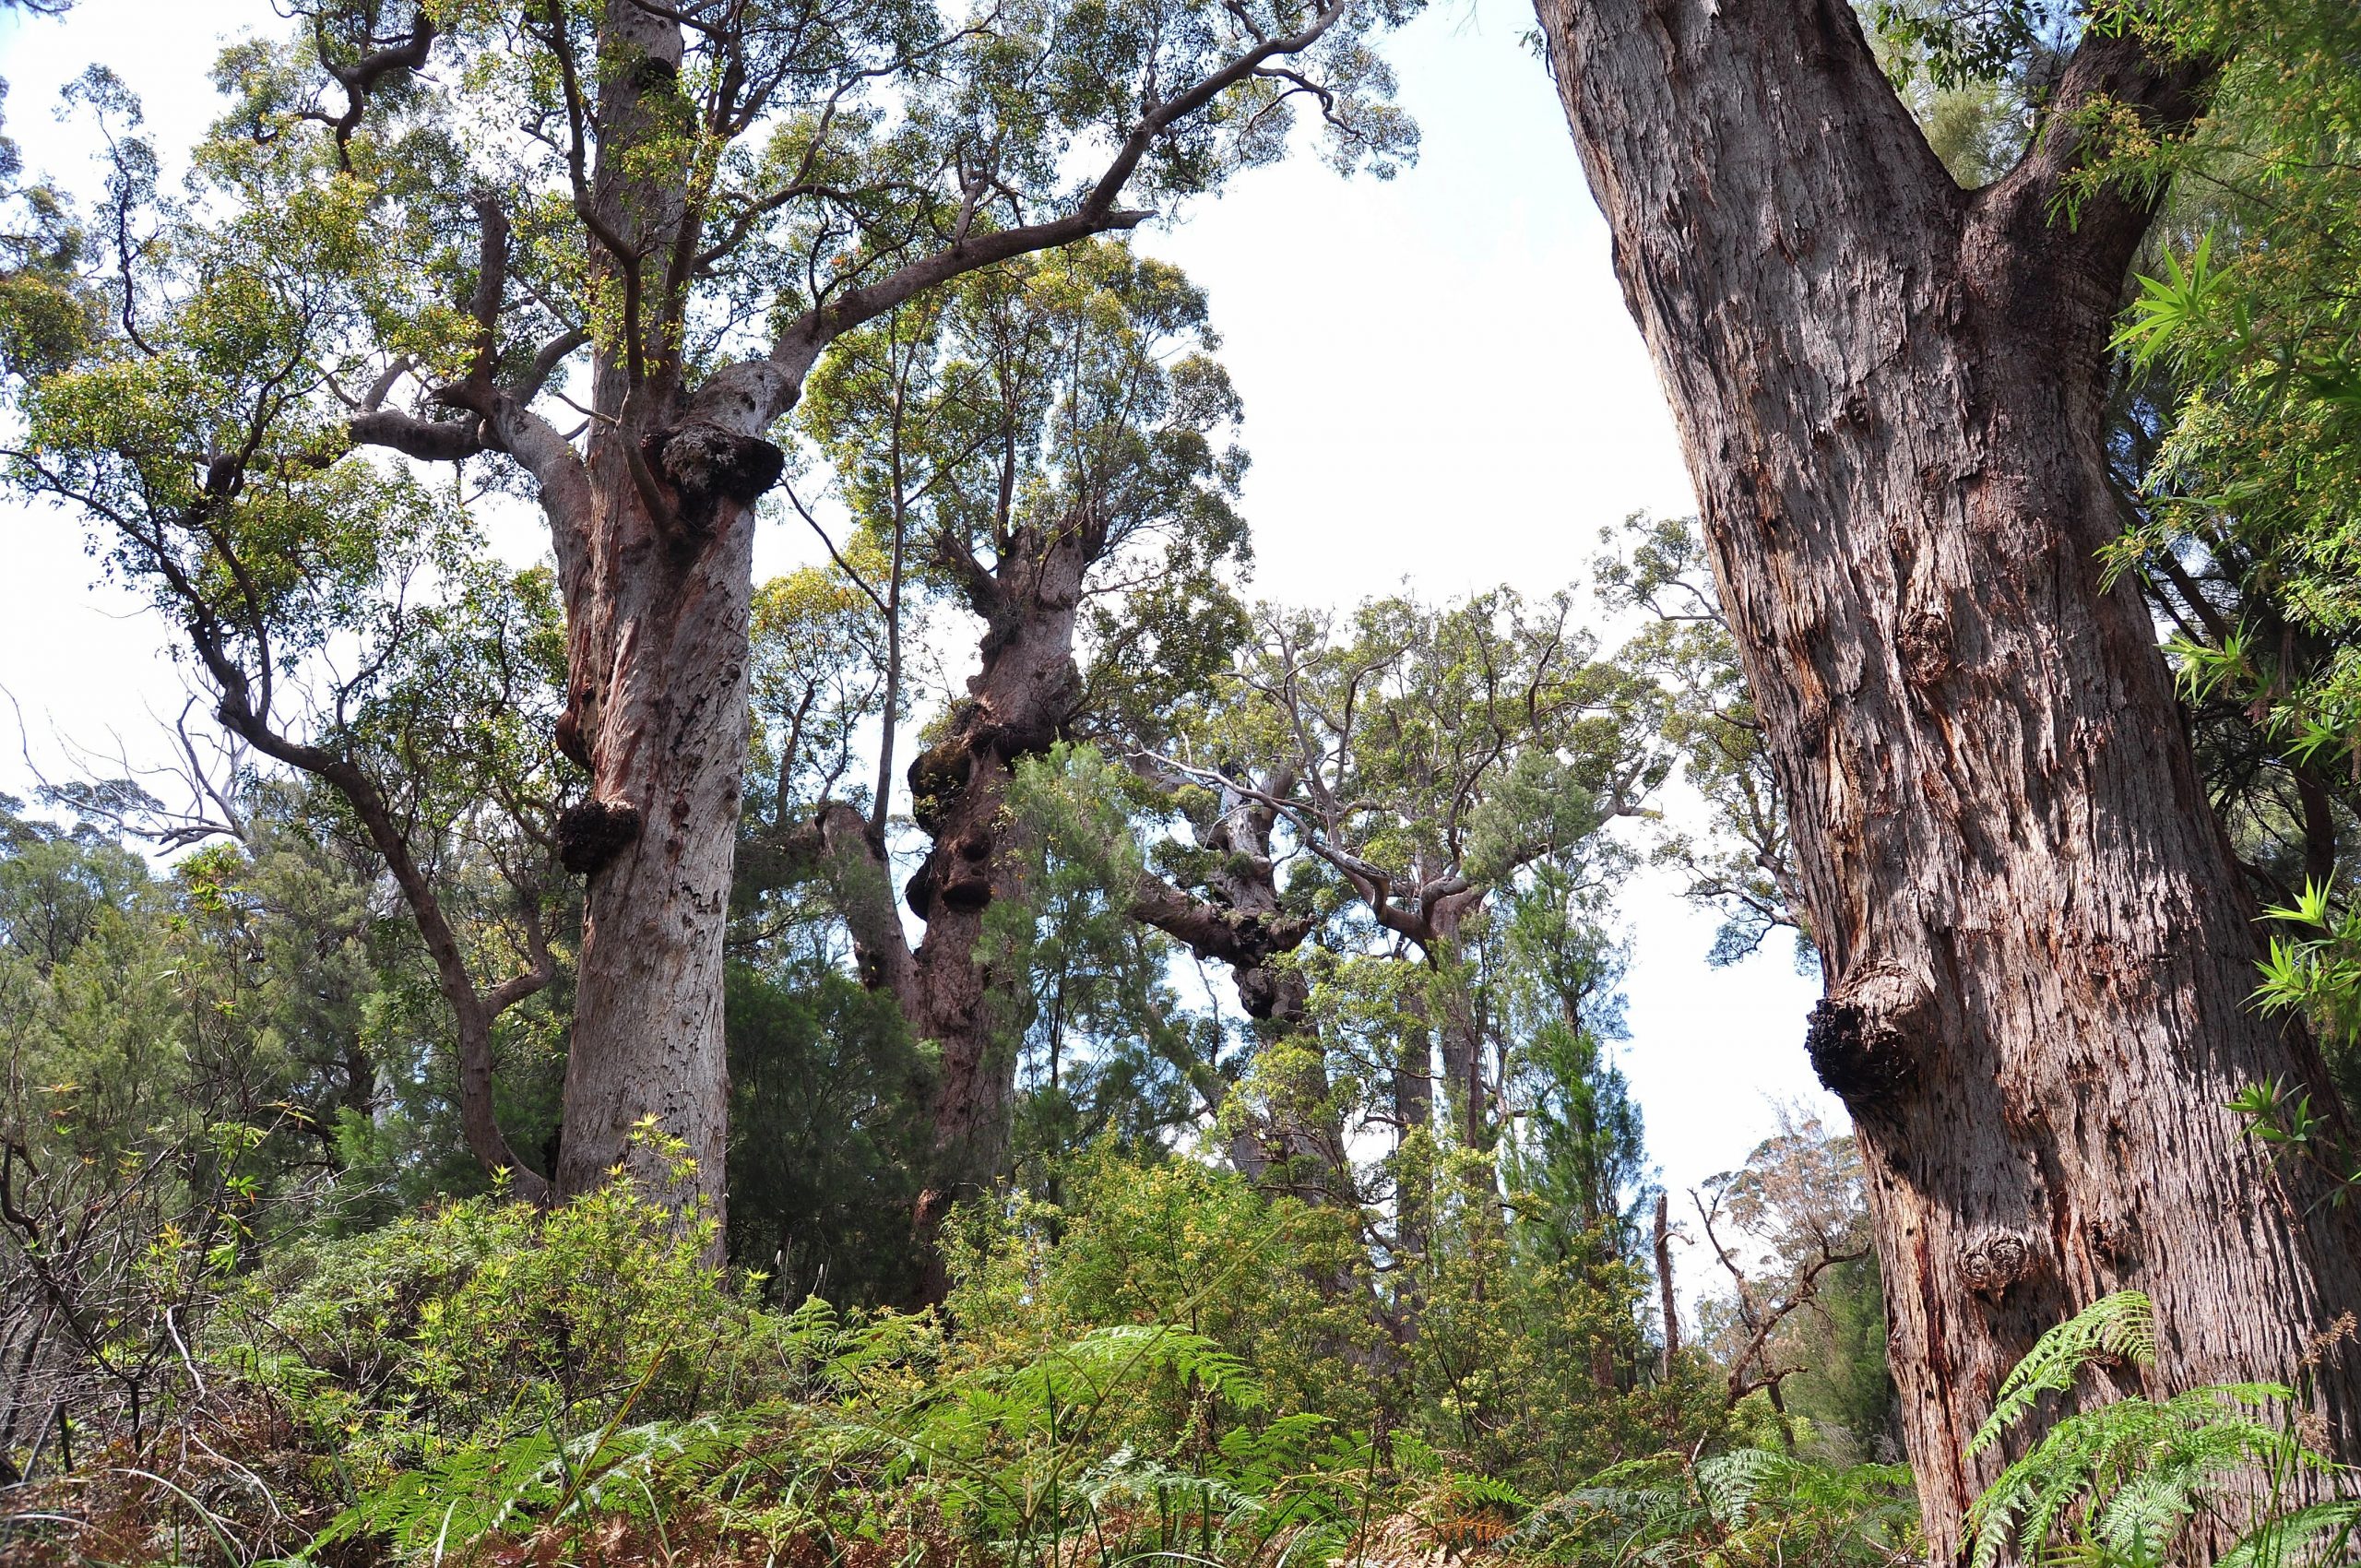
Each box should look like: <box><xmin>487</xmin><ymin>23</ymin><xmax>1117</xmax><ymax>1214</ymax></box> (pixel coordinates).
<box><xmin>765</xmin><ymin>511</ymin><xmax>1097</xmax><ymax>1284</ymax></box>
<box><xmin>795</xmin><ymin>514</ymin><xmax>1317</xmax><ymax>1236</ymax></box>
<box><xmin>1531</xmin><ymin>0</ymin><xmax>2361</xmax><ymax>1553</ymax></box>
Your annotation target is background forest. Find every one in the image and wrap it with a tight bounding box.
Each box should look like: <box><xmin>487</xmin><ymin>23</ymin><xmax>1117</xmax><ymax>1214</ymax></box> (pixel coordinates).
<box><xmin>1</xmin><ymin>0</ymin><xmax>2360</xmax><ymax>1563</ymax></box>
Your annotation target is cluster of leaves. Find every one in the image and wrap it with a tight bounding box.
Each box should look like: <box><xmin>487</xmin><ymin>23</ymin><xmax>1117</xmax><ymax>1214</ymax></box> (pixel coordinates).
<box><xmin>1964</xmin><ymin>1291</ymin><xmax>2361</xmax><ymax>1568</ymax></box>
<box><xmin>2082</xmin><ymin>0</ymin><xmax>2361</xmax><ymax>1065</ymax></box>
<box><xmin>1594</xmin><ymin>515</ymin><xmax>1808</xmax><ymax>971</ymax></box>
<box><xmin>1514</xmin><ymin>1445</ymin><xmax>1921</xmax><ymax>1566</ymax></box>
<box><xmin>0</xmin><ymin>786</ymin><xmax>564</xmax><ymax>1490</ymax></box>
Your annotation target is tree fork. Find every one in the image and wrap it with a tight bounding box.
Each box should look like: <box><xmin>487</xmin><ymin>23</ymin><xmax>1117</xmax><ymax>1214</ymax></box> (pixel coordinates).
<box><xmin>326</xmin><ymin>0</ymin><xmax>1380</xmax><ymax>1253</ymax></box>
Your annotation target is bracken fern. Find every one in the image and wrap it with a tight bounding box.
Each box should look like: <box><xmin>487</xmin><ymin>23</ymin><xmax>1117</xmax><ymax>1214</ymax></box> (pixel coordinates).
<box><xmin>1965</xmin><ymin>1291</ymin><xmax>2360</xmax><ymax>1568</ymax></box>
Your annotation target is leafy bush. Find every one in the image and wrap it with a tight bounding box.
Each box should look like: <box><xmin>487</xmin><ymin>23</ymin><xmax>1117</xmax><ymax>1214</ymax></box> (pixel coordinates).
<box><xmin>1513</xmin><ymin>1445</ymin><xmax>1920</xmax><ymax>1565</ymax></box>
<box><xmin>12</xmin><ymin>1143</ymin><xmax>1752</xmax><ymax>1566</ymax></box>
<box><xmin>944</xmin><ymin>1144</ymin><xmax>1384</xmax><ymax>1431</ymax></box>
<box><xmin>219</xmin><ymin>1162</ymin><xmax>753</xmax><ymax>1479</ymax></box>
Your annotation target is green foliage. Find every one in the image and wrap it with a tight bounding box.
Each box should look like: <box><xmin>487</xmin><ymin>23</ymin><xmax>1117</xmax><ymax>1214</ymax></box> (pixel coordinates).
<box><xmin>225</xmin><ymin>1173</ymin><xmax>739</xmax><ymax>1467</ymax></box>
<box><xmin>2090</xmin><ymin>0</ymin><xmax>2361</xmax><ymax>1080</ymax></box>
<box><xmin>0</xmin><ymin>791</ymin><xmax>484</xmax><ymax>1470</ymax></box>
<box><xmin>946</xmin><ymin>1144</ymin><xmax>1382</xmax><ymax>1431</ymax></box>
<box><xmin>1965</xmin><ymin>1291</ymin><xmax>2357</xmax><ymax>1568</ymax></box>
<box><xmin>1866</xmin><ymin>0</ymin><xmax>2070</xmax><ymax>90</ymax></box>
<box><xmin>793</xmin><ymin>240</ymin><xmax>1256</xmax><ymax>759</ymax></box>
<box><xmin>748</xmin><ymin>552</ymin><xmax>896</xmax><ymax>820</ymax></box>
<box><xmin>725</xmin><ymin>956</ymin><xmax>932</xmax><ymax>1305</ymax></box>
<box><xmin>1517</xmin><ymin>1445</ymin><xmax>1920</xmax><ymax>1565</ymax></box>
<box><xmin>1970</xmin><ymin>1291</ymin><xmax>2158</xmax><ymax>1457</ymax></box>
<box><xmin>2252</xmin><ymin>885</ymin><xmax>2361</xmax><ymax>1099</ymax></box>
<box><xmin>1860</xmin><ymin>0</ymin><xmax>2057</xmax><ymax>184</ymax></box>
<box><xmin>989</xmin><ymin>747</ymin><xmax>1225</xmax><ymax>1186</ymax></box>
<box><xmin>1499</xmin><ymin>862</ymin><xmax>1645</xmax><ymax>1263</ymax></box>
<box><xmin>16</xmin><ymin>1138</ymin><xmax>1731</xmax><ymax>1565</ymax></box>
<box><xmin>1776</xmin><ymin>1254</ymin><xmax>1900</xmax><ymax>1464</ymax></box>
<box><xmin>1596</xmin><ymin>515</ymin><xmax>1809</xmax><ymax>971</ymax></box>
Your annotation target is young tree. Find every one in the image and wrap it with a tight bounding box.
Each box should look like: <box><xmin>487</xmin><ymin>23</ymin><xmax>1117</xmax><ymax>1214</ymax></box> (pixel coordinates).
<box><xmin>5</xmin><ymin>111</ymin><xmax>580</xmax><ymax>1208</ymax></box>
<box><xmin>12</xmin><ymin>0</ymin><xmax>1413</xmax><ymax>1230</ymax></box>
<box><xmin>1497</xmin><ymin>861</ymin><xmax>1646</xmax><ymax>1267</ymax></box>
<box><xmin>1531</xmin><ymin>0</ymin><xmax>2361</xmax><ymax>1547</ymax></box>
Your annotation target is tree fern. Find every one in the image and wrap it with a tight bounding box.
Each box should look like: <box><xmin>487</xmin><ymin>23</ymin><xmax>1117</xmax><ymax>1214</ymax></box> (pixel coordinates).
<box><xmin>2218</xmin><ymin>1500</ymin><xmax>2361</xmax><ymax>1568</ymax></box>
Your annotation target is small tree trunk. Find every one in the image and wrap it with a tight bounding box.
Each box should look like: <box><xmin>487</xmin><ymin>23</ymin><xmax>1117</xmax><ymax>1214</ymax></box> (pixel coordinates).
<box><xmin>1131</xmin><ymin>776</ymin><xmax>1342</xmax><ymax>1196</ymax></box>
<box><xmin>1393</xmin><ymin>993</ymin><xmax>1435</xmax><ymax>1265</ymax></box>
<box><xmin>1654</xmin><ymin>1191</ymin><xmax>1679</xmax><ymax>1379</ymax></box>
<box><xmin>1533</xmin><ymin>0</ymin><xmax>2361</xmax><ymax>1554</ymax></box>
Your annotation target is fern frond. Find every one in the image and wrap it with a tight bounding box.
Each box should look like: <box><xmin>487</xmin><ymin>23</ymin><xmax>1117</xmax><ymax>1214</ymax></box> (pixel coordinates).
<box><xmin>1696</xmin><ymin>1446</ymin><xmax>1788</xmax><ymax>1528</ymax></box>
<box><xmin>1969</xmin><ymin>1381</ymin><xmax>2319</xmax><ymax>1568</ymax></box>
<box><xmin>1972</xmin><ymin>1291</ymin><xmax>2156</xmax><ymax>1457</ymax></box>
<box><xmin>2220</xmin><ymin>1501</ymin><xmax>2361</xmax><ymax>1568</ymax></box>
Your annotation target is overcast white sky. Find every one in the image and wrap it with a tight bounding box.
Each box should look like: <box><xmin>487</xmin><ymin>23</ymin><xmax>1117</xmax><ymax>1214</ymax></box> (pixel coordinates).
<box><xmin>0</xmin><ymin>1</ymin><xmax>1840</xmax><ymax>1272</ymax></box>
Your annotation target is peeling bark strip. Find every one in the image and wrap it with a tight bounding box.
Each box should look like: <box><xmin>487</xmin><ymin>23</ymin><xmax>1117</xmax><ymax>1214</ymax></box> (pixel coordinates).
<box><xmin>1531</xmin><ymin>0</ymin><xmax>2361</xmax><ymax>1555</ymax></box>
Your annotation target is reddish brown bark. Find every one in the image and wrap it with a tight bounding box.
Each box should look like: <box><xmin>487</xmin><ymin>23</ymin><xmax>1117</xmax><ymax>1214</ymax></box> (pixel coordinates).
<box><xmin>797</xmin><ymin>518</ymin><xmax>1313</xmax><ymax>1247</ymax></box>
<box><xmin>1531</xmin><ymin>0</ymin><xmax>2361</xmax><ymax>1555</ymax></box>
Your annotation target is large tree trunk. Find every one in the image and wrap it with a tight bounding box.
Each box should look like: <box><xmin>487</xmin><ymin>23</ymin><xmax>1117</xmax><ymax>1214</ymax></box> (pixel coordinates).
<box><xmin>542</xmin><ymin>2</ymin><xmax>778</xmax><ymax>1235</ymax></box>
<box><xmin>903</xmin><ymin>525</ymin><xmax>1090</xmax><ymax>1218</ymax></box>
<box><xmin>777</xmin><ymin>520</ymin><xmax>1093</xmax><ymax>1291</ymax></box>
<box><xmin>1532</xmin><ymin>0</ymin><xmax>2361</xmax><ymax>1554</ymax></box>
<box><xmin>549</xmin><ymin>426</ymin><xmax>769</xmax><ymax>1231</ymax></box>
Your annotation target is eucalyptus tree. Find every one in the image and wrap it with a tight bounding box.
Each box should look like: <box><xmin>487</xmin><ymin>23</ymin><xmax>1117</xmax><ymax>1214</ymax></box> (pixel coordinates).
<box><xmin>1125</xmin><ymin>744</ymin><xmax>1331</xmax><ymax>1189</ymax></box>
<box><xmin>760</xmin><ymin>242</ymin><xmax>1264</xmax><ymax>1238</ymax></box>
<box><xmin>6</xmin><ymin>48</ymin><xmax>584</xmax><ymax>1205</ymax></box>
<box><xmin>1158</xmin><ymin>589</ymin><xmax>1665</xmax><ymax>1247</ymax></box>
<box><xmin>10</xmin><ymin>0</ymin><xmax>1413</xmax><ymax>1229</ymax></box>
<box><xmin>1495</xmin><ymin>860</ymin><xmax>1645</xmax><ymax>1265</ymax></box>
<box><xmin>1532</xmin><ymin>0</ymin><xmax>2361</xmax><ymax>1542</ymax></box>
